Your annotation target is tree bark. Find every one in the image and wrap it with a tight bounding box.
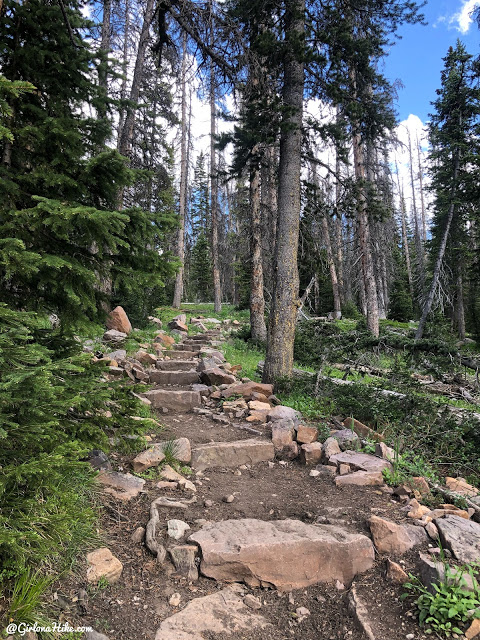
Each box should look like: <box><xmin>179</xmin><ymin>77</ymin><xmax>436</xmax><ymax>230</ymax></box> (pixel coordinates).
<box><xmin>117</xmin><ymin>0</ymin><xmax>155</xmax><ymax>160</ymax></box>
<box><xmin>415</xmin><ymin>152</ymin><xmax>460</xmax><ymax>340</ymax></box>
<box><xmin>353</xmin><ymin>128</ymin><xmax>379</xmax><ymax>336</ymax></box>
<box><xmin>250</xmin><ymin>161</ymin><xmax>267</xmax><ymax>341</ymax></box>
<box><xmin>209</xmin><ymin>56</ymin><xmax>222</xmax><ymax>313</ymax></box>
<box><xmin>408</xmin><ymin>129</ymin><xmax>425</xmax><ymax>295</ymax></box>
<box><xmin>455</xmin><ymin>270</ymin><xmax>466</xmax><ymax>340</ymax></box>
<box><xmin>416</xmin><ymin>135</ymin><xmax>428</xmax><ymax>243</ymax></box>
<box><xmin>262</xmin><ymin>0</ymin><xmax>304</xmax><ymax>384</ymax></box>
<box><xmin>395</xmin><ymin>166</ymin><xmax>414</xmax><ymax>299</ymax></box>
<box><xmin>173</xmin><ymin>34</ymin><xmax>189</xmax><ymax>309</ymax></box>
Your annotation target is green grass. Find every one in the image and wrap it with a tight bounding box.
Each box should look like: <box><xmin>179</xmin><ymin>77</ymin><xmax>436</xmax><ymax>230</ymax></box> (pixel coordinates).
<box><xmin>222</xmin><ymin>339</ymin><xmax>264</xmax><ymax>380</ymax></box>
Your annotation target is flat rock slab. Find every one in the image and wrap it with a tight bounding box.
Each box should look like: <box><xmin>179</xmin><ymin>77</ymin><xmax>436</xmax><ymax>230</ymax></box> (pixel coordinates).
<box><xmin>149</xmin><ymin>370</ymin><xmax>201</xmax><ymax>385</ymax></box>
<box><xmin>155</xmin><ymin>586</ymin><xmax>270</xmax><ymax>640</ymax></box>
<box><xmin>435</xmin><ymin>515</ymin><xmax>480</xmax><ymax>563</ymax></box>
<box><xmin>329</xmin><ymin>450</ymin><xmax>392</xmax><ymax>473</ymax></box>
<box><xmin>191</xmin><ymin>439</ymin><xmax>274</xmax><ymax>471</ymax></box>
<box><xmin>167</xmin><ymin>350</ymin><xmax>200</xmax><ymax>360</ymax></box>
<box><xmin>97</xmin><ymin>471</ymin><xmax>145</xmax><ymax>500</ymax></box>
<box><xmin>222</xmin><ymin>382</ymin><xmax>274</xmax><ymax>399</ymax></box>
<box><xmin>156</xmin><ymin>360</ymin><xmax>199</xmax><ymax>371</ymax></box>
<box><xmin>189</xmin><ymin>518</ymin><xmax>374</xmax><ymax>591</ymax></box>
<box><xmin>335</xmin><ymin>471</ymin><xmax>384</xmax><ymax>487</ymax></box>
<box><xmin>143</xmin><ymin>389</ymin><xmax>201</xmax><ymax>412</ymax></box>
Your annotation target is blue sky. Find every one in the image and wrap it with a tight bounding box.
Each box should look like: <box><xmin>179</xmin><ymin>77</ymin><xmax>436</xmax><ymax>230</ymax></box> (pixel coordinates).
<box><xmin>384</xmin><ymin>0</ymin><xmax>480</xmax><ymax>122</ymax></box>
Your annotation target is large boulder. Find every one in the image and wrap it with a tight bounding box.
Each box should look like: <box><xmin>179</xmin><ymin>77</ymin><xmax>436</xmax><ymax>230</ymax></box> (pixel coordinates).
<box><xmin>191</xmin><ymin>439</ymin><xmax>274</xmax><ymax>471</ymax></box>
<box><xmin>106</xmin><ymin>306</ymin><xmax>132</xmax><ymax>334</ymax></box>
<box><xmin>368</xmin><ymin>516</ymin><xmax>427</xmax><ymax>555</ymax></box>
<box><xmin>189</xmin><ymin>519</ymin><xmax>374</xmax><ymax>591</ymax></box>
<box><xmin>435</xmin><ymin>515</ymin><xmax>480</xmax><ymax>564</ymax></box>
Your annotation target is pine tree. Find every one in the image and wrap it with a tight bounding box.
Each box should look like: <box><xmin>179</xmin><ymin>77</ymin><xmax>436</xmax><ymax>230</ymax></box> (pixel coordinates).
<box><xmin>416</xmin><ymin>42</ymin><xmax>480</xmax><ymax>340</ymax></box>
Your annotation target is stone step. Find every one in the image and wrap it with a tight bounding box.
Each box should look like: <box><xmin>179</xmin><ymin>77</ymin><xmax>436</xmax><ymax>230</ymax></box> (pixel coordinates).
<box><xmin>173</xmin><ymin>343</ymin><xmax>202</xmax><ymax>352</ymax></box>
<box><xmin>165</xmin><ymin>350</ymin><xmax>200</xmax><ymax>360</ymax></box>
<box><xmin>142</xmin><ymin>389</ymin><xmax>202</xmax><ymax>412</ymax></box>
<box><xmin>191</xmin><ymin>439</ymin><xmax>275</xmax><ymax>471</ymax></box>
<box><xmin>189</xmin><ymin>518</ymin><xmax>374</xmax><ymax>591</ymax></box>
<box><xmin>156</xmin><ymin>360</ymin><xmax>198</xmax><ymax>371</ymax></box>
<box><xmin>149</xmin><ymin>370</ymin><xmax>201</xmax><ymax>386</ymax></box>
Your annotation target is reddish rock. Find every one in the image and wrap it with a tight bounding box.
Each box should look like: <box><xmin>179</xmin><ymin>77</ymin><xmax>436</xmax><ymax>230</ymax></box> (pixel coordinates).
<box><xmin>296</xmin><ymin>425</ymin><xmax>318</xmax><ymax>444</ymax></box>
<box><xmin>445</xmin><ymin>477</ymin><xmax>479</xmax><ymax>497</ymax></box>
<box><xmin>411</xmin><ymin>476</ymin><xmax>431</xmax><ymax>497</ymax></box>
<box><xmin>133</xmin><ymin>438</ymin><xmax>191</xmax><ymax>473</ymax></box>
<box><xmin>222</xmin><ymin>381</ymin><xmax>274</xmax><ymax>400</ymax></box>
<box><xmin>368</xmin><ymin>515</ymin><xmax>427</xmax><ymax>555</ymax></box>
<box><xmin>375</xmin><ymin>442</ymin><xmax>395</xmax><ymax>461</ymax></box>
<box><xmin>248</xmin><ymin>400</ymin><xmax>271</xmax><ymax>411</ymax></box>
<box><xmin>156</xmin><ymin>334</ymin><xmax>175</xmax><ymax>348</ymax></box>
<box><xmin>189</xmin><ymin>518</ymin><xmax>374</xmax><ymax>591</ymax></box>
<box><xmin>97</xmin><ymin>471</ymin><xmax>145</xmax><ymax>500</ymax></box>
<box><xmin>168</xmin><ymin>319</ymin><xmax>189</xmax><ymax>332</ymax></box>
<box><xmin>106</xmin><ymin>306</ymin><xmax>132</xmax><ymax>334</ymax></box>
<box><xmin>386</xmin><ymin>559</ymin><xmax>409</xmax><ymax>584</ymax></box>
<box><xmin>300</xmin><ymin>442</ymin><xmax>323</xmax><ymax>466</ymax></box>
<box><xmin>322</xmin><ymin>437</ymin><xmax>341</xmax><ymax>461</ymax></box>
<box><xmin>335</xmin><ymin>471</ymin><xmax>384</xmax><ymax>487</ymax></box>
<box><xmin>191</xmin><ymin>439</ymin><xmax>274</xmax><ymax>471</ymax></box>
<box><xmin>466</xmin><ymin>618</ymin><xmax>480</xmax><ymax>639</ymax></box>
<box><xmin>201</xmin><ymin>368</ymin><xmax>236</xmax><ymax>386</ymax></box>
<box><xmin>246</xmin><ymin>410</ymin><xmax>269</xmax><ymax>423</ymax></box>
<box><xmin>134</xmin><ymin>350</ymin><xmax>157</xmax><ymax>366</ymax></box>
<box><xmin>86</xmin><ymin>548</ymin><xmax>123</xmax><ymax>584</ymax></box>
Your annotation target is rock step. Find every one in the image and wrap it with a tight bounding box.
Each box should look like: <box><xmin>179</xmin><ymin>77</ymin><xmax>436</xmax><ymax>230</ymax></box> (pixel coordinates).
<box><xmin>149</xmin><ymin>370</ymin><xmax>200</xmax><ymax>385</ymax></box>
<box><xmin>143</xmin><ymin>389</ymin><xmax>202</xmax><ymax>412</ymax></box>
<box><xmin>164</xmin><ymin>350</ymin><xmax>200</xmax><ymax>360</ymax></box>
<box><xmin>173</xmin><ymin>343</ymin><xmax>203</xmax><ymax>352</ymax></box>
<box><xmin>155</xmin><ymin>360</ymin><xmax>199</xmax><ymax>371</ymax></box>
<box><xmin>191</xmin><ymin>439</ymin><xmax>275</xmax><ymax>471</ymax></box>
<box><xmin>189</xmin><ymin>518</ymin><xmax>375</xmax><ymax>591</ymax></box>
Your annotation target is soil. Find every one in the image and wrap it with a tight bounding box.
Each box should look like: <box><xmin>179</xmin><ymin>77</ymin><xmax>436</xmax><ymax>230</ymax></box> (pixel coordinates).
<box><xmin>54</xmin><ymin>337</ymin><xmax>439</xmax><ymax>640</ymax></box>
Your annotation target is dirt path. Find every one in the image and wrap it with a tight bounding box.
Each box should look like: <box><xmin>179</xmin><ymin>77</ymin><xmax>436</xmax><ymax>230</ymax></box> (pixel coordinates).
<box><xmin>56</xmin><ymin>327</ymin><xmax>464</xmax><ymax>640</ymax></box>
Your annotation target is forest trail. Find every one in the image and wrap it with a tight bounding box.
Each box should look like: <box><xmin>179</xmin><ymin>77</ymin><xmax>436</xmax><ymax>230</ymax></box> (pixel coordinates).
<box><xmin>58</xmin><ymin>320</ymin><xmax>480</xmax><ymax>640</ymax></box>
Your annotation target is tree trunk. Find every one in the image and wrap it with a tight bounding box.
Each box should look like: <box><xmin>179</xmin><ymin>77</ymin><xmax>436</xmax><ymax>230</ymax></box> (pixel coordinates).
<box><xmin>396</xmin><ymin>166</ymin><xmax>414</xmax><ymax>299</ymax></box>
<box><xmin>117</xmin><ymin>0</ymin><xmax>155</xmax><ymax>160</ymax></box>
<box><xmin>415</xmin><ymin>152</ymin><xmax>460</xmax><ymax>340</ymax></box>
<box><xmin>262</xmin><ymin>0</ymin><xmax>304</xmax><ymax>384</ymax></box>
<box><xmin>353</xmin><ymin>129</ymin><xmax>379</xmax><ymax>336</ymax></box>
<box><xmin>408</xmin><ymin>129</ymin><xmax>425</xmax><ymax>295</ymax></box>
<box><xmin>321</xmin><ymin>210</ymin><xmax>342</xmax><ymax>318</ymax></box>
<box><xmin>455</xmin><ymin>270</ymin><xmax>466</xmax><ymax>340</ymax></box>
<box><xmin>209</xmin><ymin>57</ymin><xmax>222</xmax><ymax>313</ymax></box>
<box><xmin>417</xmin><ymin>135</ymin><xmax>428</xmax><ymax>243</ymax></box>
<box><xmin>117</xmin><ymin>0</ymin><xmax>130</xmax><ymax>144</ymax></box>
<box><xmin>250</xmin><ymin>162</ymin><xmax>268</xmax><ymax>341</ymax></box>
<box><xmin>173</xmin><ymin>34</ymin><xmax>189</xmax><ymax>309</ymax></box>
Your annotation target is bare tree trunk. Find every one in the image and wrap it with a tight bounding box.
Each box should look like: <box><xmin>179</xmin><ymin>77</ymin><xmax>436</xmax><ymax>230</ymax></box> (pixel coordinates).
<box><xmin>173</xmin><ymin>34</ymin><xmax>189</xmax><ymax>309</ymax></box>
<box><xmin>416</xmin><ymin>153</ymin><xmax>460</xmax><ymax>340</ymax></box>
<box><xmin>250</xmin><ymin>162</ymin><xmax>267</xmax><ymax>341</ymax></box>
<box><xmin>417</xmin><ymin>135</ymin><xmax>428</xmax><ymax>243</ymax></box>
<box><xmin>98</xmin><ymin>0</ymin><xmax>111</xmax><ymax>98</ymax></box>
<box><xmin>455</xmin><ymin>270</ymin><xmax>466</xmax><ymax>340</ymax></box>
<box><xmin>353</xmin><ymin>130</ymin><xmax>379</xmax><ymax>336</ymax></box>
<box><xmin>321</xmin><ymin>210</ymin><xmax>342</xmax><ymax>318</ymax></box>
<box><xmin>395</xmin><ymin>165</ymin><xmax>414</xmax><ymax>299</ymax></box>
<box><xmin>117</xmin><ymin>0</ymin><xmax>130</xmax><ymax>143</ymax></box>
<box><xmin>118</xmin><ymin>0</ymin><xmax>155</xmax><ymax>160</ymax></box>
<box><xmin>209</xmin><ymin>56</ymin><xmax>222</xmax><ymax>313</ymax></box>
<box><xmin>408</xmin><ymin>129</ymin><xmax>425</xmax><ymax>295</ymax></box>
<box><xmin>262</xmin><ymin>0</ymin><xmax>304</xmax><ymax>383</ymax></box>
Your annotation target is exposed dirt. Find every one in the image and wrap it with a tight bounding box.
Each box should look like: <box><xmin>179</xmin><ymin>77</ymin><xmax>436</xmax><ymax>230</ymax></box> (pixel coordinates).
<box><xmin>53</xmin><ymin>337</ymin><xmax>437</xmax><ymax>640</ymax></box>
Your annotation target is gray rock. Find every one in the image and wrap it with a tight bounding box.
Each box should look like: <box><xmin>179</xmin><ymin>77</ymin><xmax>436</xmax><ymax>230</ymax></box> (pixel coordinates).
<box><xmin>322</xmin><ymin>437</ymin><xmax>341</xmax><ymax>461</ymax></box>
<box><xmin>418</xmin><ymin>551</ymin><xmax>477</xmax><ymax>594</ymax></box>
<box><xmin>330</xmin><ymin>429</ymin><xmax>360</xmax><ymax>450</ymax></box>
<box><xmin>87</xmin><ymin>450</ymin><xmax>111</xmax><ymax>472</ymax></box>
<box><xmin>329</xmin><ymin>450</ymin><xmax>392</xmax><ymax>473</ymax></box>
<box><xmin>167</xmin><ymin>519</ymin><xmax>191</xmax><ymax>540</ymax></box>
<box><xmin>97</xmin><ymin>471</ymin><xmax>145</xmax><ymax>501</ymax></box>
<box><xmin>85</xmin><ymin>631</ymin><xmax>110</xmax><ymax>640</ymax></box>
<box><xmin>103</xmin><ymin>329</ymin><xmax>127</xmax><ymax>343</ymax></box>
<box><xmin>435</xmin><ymin>515</ymin><xmax>480</xmax><ymax>564</ymax></box>
<box><xmin>169</xmin><ymin>545</ymin><xmax>198</xmax><ymax>581</ymax></box>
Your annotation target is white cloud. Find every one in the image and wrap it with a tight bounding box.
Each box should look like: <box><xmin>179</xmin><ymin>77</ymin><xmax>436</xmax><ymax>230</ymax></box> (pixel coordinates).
<box><xmin>449</xmin><ymin>0</ymin><xmax>480</xmax><ymax>33</ymax></box>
